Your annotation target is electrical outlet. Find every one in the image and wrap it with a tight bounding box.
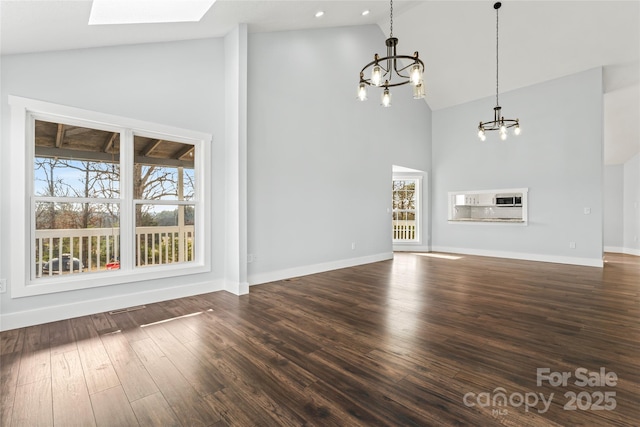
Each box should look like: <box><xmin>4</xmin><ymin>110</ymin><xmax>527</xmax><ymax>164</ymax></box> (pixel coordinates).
<box><xmin>584</xmin><ymin>207</ymin><xmax>591</xmax><ymax>215</ymax></box>
<box><xmin>351</xmin><ymin>242</ymin><xmax>356</xmax><ymax>250</ymax></box>
<box><xmin>0</xmin><ymin>279</ymin><xmax>7</xmax><ymax>293</ymax></box>
<box><xmin>247</xmin><ymin>254</ymin><xmax>255</xmax><ymax>263</ymax></box>
<box><xmin>569</xmin><ymin>242</ymin><xmax>576</xmax><ymax>249</ymax></box>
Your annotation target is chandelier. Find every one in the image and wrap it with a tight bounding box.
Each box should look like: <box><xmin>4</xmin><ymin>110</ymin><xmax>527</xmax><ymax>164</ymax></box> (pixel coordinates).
<box><xmin>478</xmin><ymin>2</ymin><xmax>520</xmax><ymax>141</ymax></box>
<box><xmin>357</xmin><ymin>0</ymin><xmax>425</xmax><ymax>107</ymax></box>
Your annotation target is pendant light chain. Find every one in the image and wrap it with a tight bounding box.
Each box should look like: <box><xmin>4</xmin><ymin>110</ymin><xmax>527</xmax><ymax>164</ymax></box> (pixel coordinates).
<box><xmin>389</xmin><ymin>0</ymin><xmax>394</xmax><ymax>38</ymax></box>
<box><xmin>495</xmin><ymin>5</ymin><xmax>500</xmax><ymax>107</ymax></box>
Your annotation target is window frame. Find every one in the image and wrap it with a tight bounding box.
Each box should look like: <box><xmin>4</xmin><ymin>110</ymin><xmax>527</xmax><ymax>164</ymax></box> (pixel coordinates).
<box><xmin>9</xmin><ymin>96</ymin><xmax>212</xmax><ymax>298</ymax></box>
<box><xmin>392</xmin><ymin>175</ymin><xmax>422</xmax><ymax>244</ymax></box>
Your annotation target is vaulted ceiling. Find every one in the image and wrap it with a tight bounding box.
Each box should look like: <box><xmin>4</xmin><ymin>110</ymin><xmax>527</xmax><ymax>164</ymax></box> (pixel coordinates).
<box><xmin>2</xmin><ymin>1</ymin><xmax>638</xmax><ymax>164</ymax></box>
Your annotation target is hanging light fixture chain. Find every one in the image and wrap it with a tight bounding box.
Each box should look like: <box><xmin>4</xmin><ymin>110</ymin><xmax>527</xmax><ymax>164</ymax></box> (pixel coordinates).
<box><xmin>389</xmin><ymin>0</ymin><xmax>394</xmax><ymax>38</ymax></box>
<box><xmin>495</xmin><ymin>3</ymin><xmax>500</xmax><ymax>108</ymax></box>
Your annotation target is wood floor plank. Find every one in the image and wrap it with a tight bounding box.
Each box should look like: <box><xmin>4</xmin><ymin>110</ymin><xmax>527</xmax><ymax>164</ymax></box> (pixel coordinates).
<box><xmin>51</xmin><ymin>351</ymin><xmax>96</xmax><ymax>427</ymax></box>
<box><xmin>48</xmin><ymin>319</ymin><xmax>77</xmax><ymax>355</ymax></box>
<box><xmin>90</xmin><ymin>312</ymin><xmax>119</xmax><ymax>335</ymax></box>
<box><xmin>203</xmin><ymin>385</ymin><xmax>273</xmax><ymax>427</ymax></box>
<box><xmin>203</xmin><ymin>351</ymin><xmax>306</xmax><ymax>427</ymax></box>
<box><xmin>90</xmin><ymin>386</ymin><xmax>138</xmax><ymax>427</ymax></box>
<box><xmin>130</xmin><ymin>392</ymin><xmax>181</xmax><ymax>427</ymax></box>
<box><xmin>10</xmin><ymin>377</ymin><xmax>52</xmax><ymax>427</ymax></box>
<box><xmin>0</xmin><ymin>328</ymin><xmax>24</xmax><ymax>355</ymax></box>
<box><xmin>99</xmin><ymin>331</ymin><xmax>159</xmax><ymax>402</ymax></box>
<box><xmin>69</xmin><ymin>317</ymin><xmax>120</xmax><ymax>394</ymax></box>
<box><xmin>142</xmin><ymin>324</ymin><xmax>225</xmax><ymax>396</ymax></box>
<box><xmin>107</xmin><ymin>311</ymin><xmax>149</xmax><ymax>343</ymax></box>
<box><xmin>0</xmin><ymin>351</ymin><xmax>20</xmax><ymax>427</ymax></box>
<box><xmin>130</xmin><ymin>338</ymin><xmax>219</xmax><ymax>426</ymax></box>
<box><xmin>16</xmin><ymin>324</ymin><xmax>51</xmax><ymax>387</ymax></box>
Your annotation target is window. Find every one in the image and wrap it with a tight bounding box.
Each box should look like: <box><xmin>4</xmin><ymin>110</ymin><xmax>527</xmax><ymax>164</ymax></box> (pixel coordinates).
<box><xmin>9</xmin><ymin>97</ymin><xmax>211</xmax><ymax>297</ymax></box>
<box><xmin>34</xmin><ymin>120</ymin><xmax>122</xmax><ymax>278</ymax></box>
<box><xmin>447</xmin><ymin>188</ymin><xmax>528</xmax><ymax>224</ymax></box>
<box><xmin>392</xmin><ymin>177</ymin><xmax>420</xmax><ymax>243</ymax></box>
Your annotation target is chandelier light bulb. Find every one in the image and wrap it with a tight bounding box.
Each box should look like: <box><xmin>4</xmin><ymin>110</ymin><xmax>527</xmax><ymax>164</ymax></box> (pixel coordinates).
<box><xmin>500</xmin><ymin>131</ymin><xmax>508</xmax><ymax>141</ymax></box>
<box><xmin>413</xmin><ymin>80</ymin><xmax>425</xmax><ymax>99</ymax></box>
<box><xmin>514</xmin><ymin>124</ymin><xmax>521</xmax><ymax>135</ymax></box>
<box><xmin>410</xmin><ymin>63</ymin><xmax>422</xmax><ymax>86</ymax></box>
<box><xmin>371</xmin><ymin>64</ymin><xmax>383</xmax><ymax>87</ymax></box>
<box><xmin>357</xmin><ymin>83</ymin><xmax>368</xmax><ymax>101</ymax></box>
<box><xmin>381</xmin><ymin>87</ymin><xmax>392</xmax><ymax>107</ymax></box>
<box><xmin>478</xmin><ymin>128</ymin><xmax>485</xmax><ymax>139</ymax></box>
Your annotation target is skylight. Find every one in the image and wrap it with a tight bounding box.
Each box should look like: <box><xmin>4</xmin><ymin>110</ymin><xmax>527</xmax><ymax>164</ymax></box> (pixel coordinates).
<box><xmin>88</xmin><ymin>0</ymin><xmax>217</xmax><ymax>25</ymax></box>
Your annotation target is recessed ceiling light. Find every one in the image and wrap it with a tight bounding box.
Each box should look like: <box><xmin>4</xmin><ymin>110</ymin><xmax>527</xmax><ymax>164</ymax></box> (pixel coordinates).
<box><xmin>362</xmin><ymin>10</ymin><xmax>370</xmax><ymax>16</ymax></box>
<box><xmin>315</xmin><ymin>11</ymin><xmax>324</xmax><ymax>18</ymax></box>
<box><xmin>89</xmin><ymin>0</ymin><xmax>217</xmax><ymax>25</ymax></box>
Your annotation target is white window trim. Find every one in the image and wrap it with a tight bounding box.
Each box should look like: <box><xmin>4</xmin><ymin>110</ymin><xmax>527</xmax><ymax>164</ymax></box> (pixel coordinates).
<box><xmin>9</xmin><ymin>96</ymin><xmax>212</xmax><ymax>298</ymax></box>
<box><xmin>392</xmin><ymin>174</ymin><xmax>423</xmax><ymax>245</ymax></box>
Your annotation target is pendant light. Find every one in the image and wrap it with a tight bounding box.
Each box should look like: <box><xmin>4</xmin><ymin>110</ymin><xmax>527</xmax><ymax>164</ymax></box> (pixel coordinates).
<box><xmin>477</xmin><ymin>2</ymin><xmax>520</xmax><ymax>141</ymax></box>
<box><xmin>357</xmin><ymin>0</ymin><xmax>425</xmax><ymax>107</ymax></box>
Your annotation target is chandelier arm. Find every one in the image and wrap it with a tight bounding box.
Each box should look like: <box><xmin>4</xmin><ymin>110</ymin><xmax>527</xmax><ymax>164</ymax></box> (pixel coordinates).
<box><xmin>395</xmin><ymin>60</ymin><xmax>425</xmax><ymax>75</ymax></box>
<box><xmin>360</xmin><ymin>79</ymin><xmax>417</xmax><ymax>89</ymax></box>
<box><xmin>360</xmin><ymin>56</ymin><xmax>424</xmax><ymax>74</ymax></box>
<box><xmin>480</xmin><ymin>118</ymin><xmax>519</xmax><ymax>131</ymax></box>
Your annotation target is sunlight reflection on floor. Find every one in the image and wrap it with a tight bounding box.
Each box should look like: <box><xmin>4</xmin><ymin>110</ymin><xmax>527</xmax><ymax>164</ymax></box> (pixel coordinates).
<box><xmin>412</xmin><ymin>252</ymin><xmax>463</xmax><ymax>260</ymax></box>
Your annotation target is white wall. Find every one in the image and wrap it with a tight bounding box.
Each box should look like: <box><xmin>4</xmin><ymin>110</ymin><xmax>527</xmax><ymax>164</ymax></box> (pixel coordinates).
<box><xmin>432</xmin><ymin>68</ymin><xmax>604</xmax><ymax>266</ymax></box>
<box><xmin>604</xmin><ymin>164</ymin><xmax>624</xmax><ymax>251</ymax></box>
<box><xmin>246</xmin><ymin>25</ymin><xmax>432</xmax><ymax>284</ymax></box>
<box><xmin>623</xmin><ymin>153</ymin><xmax>640</xmax><ymax>254</ymax></box>
<box><xmin>0</xmin><ymin>26</ymin><xmax>432</xmax><ymax>329</ymax></box>
<box><xmin>0</xmin><ymin>39</ymin><xmax>227</xmax><ymax>329</ymax></box>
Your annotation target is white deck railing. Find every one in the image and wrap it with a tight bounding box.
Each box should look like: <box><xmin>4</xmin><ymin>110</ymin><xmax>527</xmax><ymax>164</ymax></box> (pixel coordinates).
<box><xmin>393</xmin><ymin>221</ymin><xmax>416</xmax><ymax>241</ymax></box>
<box><xmin>35</xmin><ymin>226</ymin><xmax>194</xmax><ymax>277</ymax></box>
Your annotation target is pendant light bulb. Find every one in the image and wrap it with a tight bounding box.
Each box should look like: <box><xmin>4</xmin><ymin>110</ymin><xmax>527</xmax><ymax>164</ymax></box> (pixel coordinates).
<box><xmin>410</xmin><ymin>64</ymin><xmax>422</xmax><ymax>86</ymax></box>
<box><xmin>514</xmin><ymin>123</ymin><xmax>521</xmax><ymax>135</ymax></box>
<box><xmin>500</xmin><ymin>131</ymin><xmax>507</xmax><ymax>141</ymax></box>
<box><xmin>413</xmin><ymin>80</ymin><xmax>425</xmax><ymax>99</ymax></box>
<box><xmin>381</xmin><ymin>87</ymin><xmax>391</xmax><ymax>107</ymax></box>
<box><xmin>371</xmin><ymin>64</ymin><xmax>383</xmax><ymax>87</ymax></box>
<box><xmin>357</xmin><ymin>83</ymin><xmax>368</xmax><ymax>101</ymax></box>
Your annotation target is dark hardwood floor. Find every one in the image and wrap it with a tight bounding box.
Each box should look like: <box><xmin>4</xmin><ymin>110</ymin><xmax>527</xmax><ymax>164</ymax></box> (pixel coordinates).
<box><xmin>1</xmin><ymin>252</ymin><xmax>639</xmax><ymax>426</ymax></box>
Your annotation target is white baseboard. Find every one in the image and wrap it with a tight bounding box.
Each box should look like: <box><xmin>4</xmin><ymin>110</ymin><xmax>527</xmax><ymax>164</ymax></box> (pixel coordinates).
<box><xmin>604</xmin><ymin>246</ymin><xmax>640</xmax><ymax>256</ymax></box>
<box><xmin>393</xmin><ymin>244</ymin><xmax>431</xmax><ymax>252</ymax></box>
<box><xmin>0</xmin><ymin>279</ymin><xmax>224</xmax><ymax>332</ymax></box>
<box><xmin>248</xmin><ymin>252</ymin><xmax>394</xmax><ymax>286</ymax></box>
<box><xmin>430</xmin><ymin>246</ymin><xmax>604</xmax><ymax>268</ymax></box>
<box><xmin>225</xmin><ymin>280</ymin><xmax>249</xmax><ymax>295</ymax></box>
